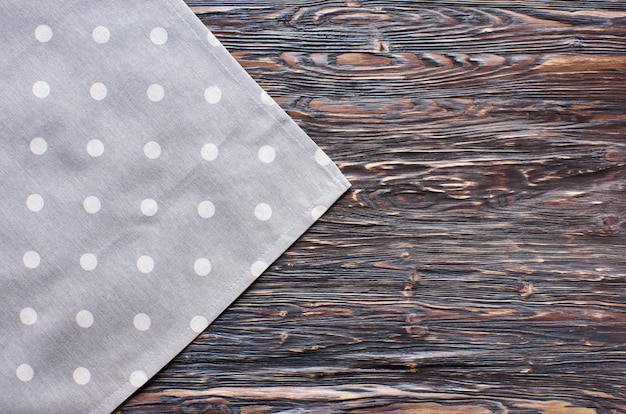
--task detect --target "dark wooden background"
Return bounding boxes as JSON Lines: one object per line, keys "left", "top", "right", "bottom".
{"left": 118, "top": 1, "right": 626, "bottom": 413}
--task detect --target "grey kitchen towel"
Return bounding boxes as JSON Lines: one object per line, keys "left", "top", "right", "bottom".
{"left": 0, "top": 1, "right": 350, "bottom": 412}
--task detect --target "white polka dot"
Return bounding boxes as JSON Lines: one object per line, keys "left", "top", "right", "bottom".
{"left": 26, "top": 194, "right": 44, "bottom": 212}
{"left": 140, "top": 199, "right": 158, "bottom": 217}
{"left": 29, "top": 137, "right": 47, "bottom": 155}
{"left": 89, "top": 82, "right": 107, "bottom": 100}
{"left": 76, "top": 310, "right": 94, "bottom": 328}
{"left": 129, "top": 370, "right": 148, "bottom": 388}
{"left": 133, "top": 313, "right": 151, "bottom": 331}
{"left": 194, "top": 258, "right": 212, "bottom": 276}
{"left": 201, "top": 143, "right": 218, "bottom": 161}
{"left": 92, "top": 26, "right": 110, "bottom": 44}
{"left": 250, "top": 260, "right": 268, "bottom": 277}
{"left": 311, "top": 205, "right": 327, "bottom": 220}
{"left": 137, "top": 256, "right": 154, "bottom": 274}
{"left": 190, "top": 315, "right": 209, "bottom": 333}
{"left": 86, "top": 139, "right": 104, "bottom": 157}
{"left": 315, "top": 148, "right": 332, "bottom": 166}
{"left": 261, "top": 91, "right": 275, "bottom": 106}
{"left": 16, "top": 364, "right": 34, "bottom": 382}
{"left": 147, "top": 84, "right": 164, "bottom": 102}
{"left": 80, "top": 253, "right": 98, "bottom": 271}
{"left": 254, "top": 203, "right": 272, "bottom": 221}
{"left": 206, "top": 31, "right": 220, "bottom": 46}
{"left": 258, "top": 145, "right": 276, "bottom": 163}
{"left": 150, "top": 27, "right": 168, "bottom": 45}
{"left": 143, "top": 141, "right": 161, "bottom": 159}
{"left": 204, "top": 86, "right": 222, "bottom": 104}
{"left": 32, "top": 81, "right": 50, "bottom": 99}
{"left": 23, "top": 251, "right": 40, "bottom": 269}
{"left": 197, "top": 200, "right": 215, "bottom": 219}
{"left": 83, "top": 196, "right": 101, "bottom": 214}
{"left": 73, "top": 367, "right": 91, "bottom": 385}
{"left": 20, "top": 307, "right": 37, "bottom": 325}
{"left": 35, "top": 25, "right": 53, "bottom": 43}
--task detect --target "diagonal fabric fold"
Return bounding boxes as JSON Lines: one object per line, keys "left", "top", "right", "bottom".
{"left": 0, "top": 1, "right": 350, "bottom": 412}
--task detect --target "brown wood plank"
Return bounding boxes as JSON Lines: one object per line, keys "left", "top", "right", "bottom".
{"left": 118, "top": 2, "right": 626, "bottom": 413}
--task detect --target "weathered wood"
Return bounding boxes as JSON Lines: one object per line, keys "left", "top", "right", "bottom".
{"left": 117, "top": 2, "right": 626, "bottom": 413}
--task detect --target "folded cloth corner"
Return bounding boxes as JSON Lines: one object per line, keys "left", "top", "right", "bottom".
{"left": 0, "top": 1, "right": 350, "bottom": 412}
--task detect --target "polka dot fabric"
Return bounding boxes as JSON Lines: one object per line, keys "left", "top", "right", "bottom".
{"left": 0, "top": 1, "right": 350, "bottom": 413}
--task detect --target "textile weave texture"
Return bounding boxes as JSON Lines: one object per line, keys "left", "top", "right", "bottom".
{"left": 0, "top": 1, "right": 350, "bottom": 412}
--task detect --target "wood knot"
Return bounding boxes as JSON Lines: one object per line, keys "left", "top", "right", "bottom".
{"left": 405, "top": 325, "right": 428, "bottom": 339}
{"left": 374, "top": 38, "right": 390, "bottom": 53}
{"left": 278, "top": 332, "right": 289, "bottom": 346}
{"left": 405, "top": 313, "right": 428, "bottom": 338}
{"left": 520, "top": 281, "right": 534, "bottom": 298}
{"left": 601, "top": 215, "right": 620, "bottom": 232}
{"left": 605, "top": 148, "right": 623, "bottom": 163}
{"left": 403, "top": 270, "right": 421, "bottom": 298}
{"left": 402, "top": 284, "right": 413, "bottom": 298}
{"left": 406, "top": 313, "right": 421, "bottom": 324}
{"left": 569, "top": 36, "right": 585, "bottom": 50}
{"left": 409, "top": 270, "right": 421, "bottom": 283}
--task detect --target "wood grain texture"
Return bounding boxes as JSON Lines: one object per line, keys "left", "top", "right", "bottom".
{"left": 118, "top": 1, "right": 626, "bottom": 413}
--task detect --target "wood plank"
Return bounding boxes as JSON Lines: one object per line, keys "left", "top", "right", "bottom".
{"left": 118, "top": 2, "right": 626, "bottom": 413}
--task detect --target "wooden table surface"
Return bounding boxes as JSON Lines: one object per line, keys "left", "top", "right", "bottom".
{"left": 118, "top": 1, "right": 626, "bottom": 413}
